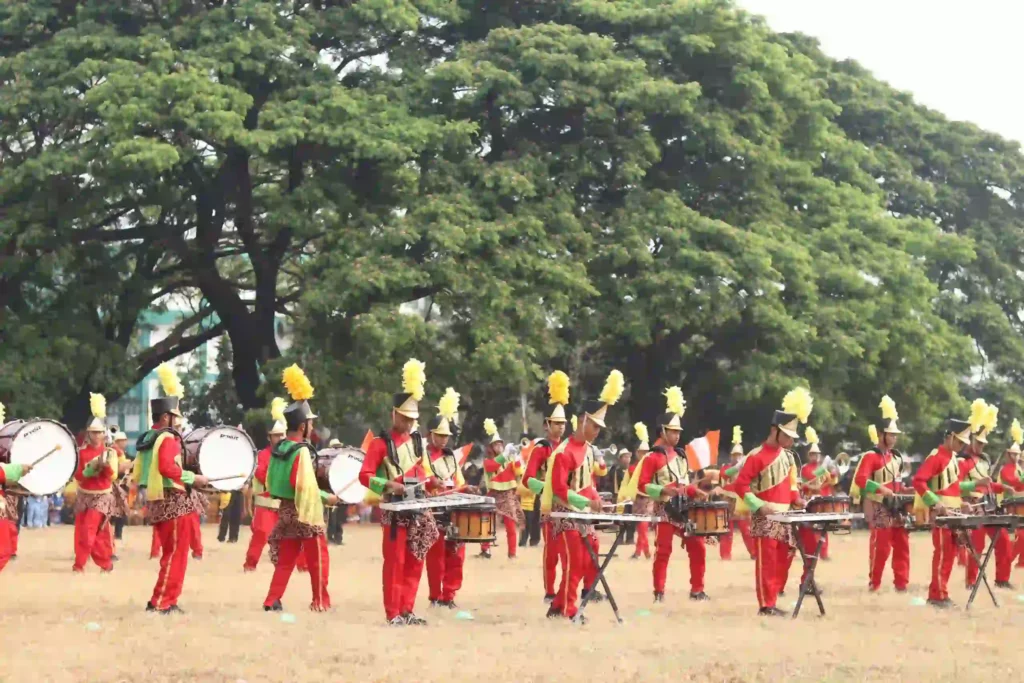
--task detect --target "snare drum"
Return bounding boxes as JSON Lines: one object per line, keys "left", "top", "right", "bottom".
{"left": 807, "top": 494, "right": 852, "bottom": 529}
{"left": 686, "top": 500, "right": 730, "bottom": 536}
{"left": 182, "top": 426, "right": 256, "bottom": 491}
{"left": 0, "top": 419, "right": 78, "bottom": 495}
{"left": 448, "top": 506, "right": 497, "bottom": 543}
{"left": 1003, "top": 498, "right": 1024, "bottom": 517}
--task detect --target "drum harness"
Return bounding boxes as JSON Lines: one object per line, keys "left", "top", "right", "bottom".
{"left": 382, "top": 430, "right": 424, "bottom": 541}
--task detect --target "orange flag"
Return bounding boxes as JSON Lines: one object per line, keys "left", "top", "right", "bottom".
{"left": 359, "top": 429, "right": 374, "bottom": 453}
{"left": 456, "top": 443, "right": 474, "bottom": 467}
{"left": 685, "top": 431, "right": 721, "bottom": 471}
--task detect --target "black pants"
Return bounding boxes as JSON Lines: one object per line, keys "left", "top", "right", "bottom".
{"left": 327, "top": 506, "right": 345, "bottom": 544}
{"left": 519, "top": 504, "right": 541, "bottom": 547}
{"left": 218, "top": 490, "right": 243, "bottom": 542}
{"left": 113, "top": 515, "right": 126, "bottom": 540}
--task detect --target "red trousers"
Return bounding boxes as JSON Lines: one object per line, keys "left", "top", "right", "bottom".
{"left": 929, "top": 527, "right": 957, "bottom": 601}
{"left": 633, "top": 521, "right": 651, "bottom": 558}
{"left": 1016, "top": 530, "right": 1024, "bottom": 567}
{"left": 966, "top": 527, "right": 1013, "bottom": 586}
{"left": 957, "top": 544, "right": 967, "bottom": 566}
{"left": 149, "top": 515, "right": 193, "bottom": 610}
{"left": 481, "top": 515, "right": 518, "bottom": 558}
{"left": 244, "top": 507, "right": 278, "bottom": 570}
{"left": 151, "top": 513, "right": 203, "bottom": 559}
{"left": 382, "top": 526, "right": 425, "bottom": 620}
{"left": 868, "top": 526, "right": 910, "bottom": 590}
{"left": 541, "top": 522, "right": 558, "bottom": 594}
{"left": 426, "top": 538, "right": 465, "bottom": 601}
{"left": 551, "top": 530, "right": 598, "bottom": 618}
{"left": 720, "top": 522, "right": 733, "bottom": 560}
{"left": 73, "top": 509, "right": 113, "bottom": 572}
{"left": 778, "top": 545, "right": 797, "bottom": 593}
{"left": 0, "top": 520, "right": 12, "bottom": 572}
{"left": 736, "top": 518, "right": 756, "bottom": 558}
{"left": 754, "top": 536, "right": 790, "bottom": 608}
{"left": 821, "top": 533, "right": 830, "bottom": 560}
{"left": 653, "top": 523, "right": 705, "bottom": 593}
{"left": 263, "top": 534, "right": 330, "bottom": 611}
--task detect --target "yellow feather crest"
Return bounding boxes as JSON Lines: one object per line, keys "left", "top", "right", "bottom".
{"left": 732, "top": 425, "right": 743, "bottom": 446}
{"left": 600, "top": 370, "right": 625, "bottom": 406}
{"left": 438, "top": 387, "right": 460, "bottom": 421}
{"left": 90, "top": 393, "right": 106, "bottom": 419}
{"left": 484, "top": 418, "right": 497, "bottom": 437}
{"left": 571, "top": 415, "right": 578, "bottom": 432}
{"left": 984, "top": 404, "right": 999, "bottom": 432}
{"left": 782, "top": 386, "right": 813, "bottom": 424}
{"left": 634, "top": 422, "right": 649, "bottom": 445}
{"left": 879, "top": 395, "right": 898, "bottom": 421}
{"left": 663, "top": 386, "right": 685, "bottom": 417}
{"left": 1012, "top": 419, "right": 1023, "bottom": 447}
{"left": 0, "top": 402, "right": 5, "bottom": 424}
{"left": 282, "top": 364, "right": 314, "bottom": 401}
{"left": 548, "top": 370, "right": 570, "bottom": 406}
{"left": 805, "top": 426, "right": 819, "bottom": 445}
{"left": 402, "top": 359, "right": 426, "bottom": 401}
{"left": 969, "top": 398, "right": 989, "bottom": 433}
{"left": 270, "top": 397, "right": 287, "bottom": 422}
{"left": 156, "top": 362, "right": 184, "bottom": 398}
{"left": 868, "top": 424, "right": 879, "bottom": 444}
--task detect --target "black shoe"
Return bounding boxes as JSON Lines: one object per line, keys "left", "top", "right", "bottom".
{"left": 584, "top": 587, "right": 605, "bottom": 602}
{"left": 758, "top": 607, "right": 779, "bottom": 617}
{"left": 444, "top": 600, "right": 458, "bottom": 610}
{"left": 479, "top": 550, "right": 491, "bottom": 559}
{"left": 894, "top": 586, "right": 908, "bottom": 593}
{"left": 927, "top": 598, "right": 949, "bottom": 609}
{"left": 689, "top": 591, "right": 711, "bottom": 602}
{"left": 543, "top": 594, "right": 556, "bottom": 603}
{"left": 429, "top": 599, "right": 440, "bottom": 608}
{"left": 264, "top": 600, "right": 283, "bottom": 612}
{"left": 145, "top": 602, "right": 156, "bottom": 612}
{"left": 403, "top": 613, "right": 427, "bottom": 626}
{"left": 943, "top": 598, "right": 957, "bottom": 608}
{"left": 111, "top": 555, "right": 119, "bottom": 562}
{"left": 996, "top": 581, "right": 1015, "bottom": 590}
{"left": 387, "top": 616, "right": 406, "bottom": 626}
{"left": 192, "top": 553, "right": 202, "bottom": 560}
{"left": 570, "top": 613, "right": 588, "bottom": 625}
{"left": 777, "top": 590, "right": 786, "bottom": 597}
{"left": 653, "top": 592, "right": 665, "bottom": 603}
{"left": 160, "top": 605, "right": 184, "bottom": 615}
{"left": 546, "top": 606, "right": 562, "bottom": 619}
{"left": 769, "top": 607, "right": 788, "bottom": 617}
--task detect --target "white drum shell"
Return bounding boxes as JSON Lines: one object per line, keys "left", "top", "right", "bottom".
{"left": 184, "top": 426, "right": 256, "bottom": 491}
{"left": 1, "top": 419, "right": 78, "bottom": 495}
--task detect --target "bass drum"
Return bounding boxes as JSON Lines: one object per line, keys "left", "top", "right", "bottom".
{"left": 0, "top": 419, "right": 78, "bottom": 495}
{"left": 182, "top": 426, "right": 256, "bottom": 491}
{"left": 315, "top": 447, "right": 370, "bottom": 504}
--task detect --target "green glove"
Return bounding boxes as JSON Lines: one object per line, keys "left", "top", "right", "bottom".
{"left": 960, "top": 481, "right": 978, "bottom": 494}
{"left": 369, "top": 477, "right": 388, "bottom": 496}
{"left": 813, "top": 465, "right": 828, "bottom": 477}
{"left": 83, "top": 458, "right": 103, "bottom": 477}
{"left": 922, "top": 490, "right": 940, "bottom": 507}
{"left": 495, "top": 454, "right": 508, "bottom": 467}
{"left": 645, "top": 484, "right": 665, "bottom": 499}
{"left": 181, "top": 470, "right": 196, "bottom": 485}
{"left": 725, "top": 466, "right": 740, "bottom": 478}
{"left": 864, "top": 480, "right": 880, "bottom": 494}
{"left": 527, "top": 478, "right": 544, "bottom": 495}
{"left": 566, "top": 490, "right": 590, "bottom": 510}
{"left": 319, "top": 489, "right": 331, "bottom": 502}
{"left": 1, "top": 463, "right": 24, "bottom": 483}
{"left": 743, "top": 492, "right": 765, "bottom": 513}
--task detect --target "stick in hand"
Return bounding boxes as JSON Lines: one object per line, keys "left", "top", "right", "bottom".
{"left": 28, "top": 444, "right": 62, "bottom": 467}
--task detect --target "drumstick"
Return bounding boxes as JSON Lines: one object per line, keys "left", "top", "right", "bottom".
{"left": 28, "top": 444, "right": 62, "bottom": 467}
{"left": 204, "top": 473, "right": 248, "bottom": 483}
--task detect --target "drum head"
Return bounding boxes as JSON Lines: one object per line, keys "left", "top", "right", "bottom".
{"left": 193, "top": 426, "right": 256, "bottom": 491}
{"left": 328, "top": 448, "right": 368, "bottom": 504}
{"left": 9, "top": 420, "right": 78, "bottom": 495}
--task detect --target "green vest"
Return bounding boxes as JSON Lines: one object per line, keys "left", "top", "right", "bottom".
{"left": 267, "top": 440, "right": 309, "bottom": 500}
{"left": 136, "top": 430, "right": 184, "bottom": 491}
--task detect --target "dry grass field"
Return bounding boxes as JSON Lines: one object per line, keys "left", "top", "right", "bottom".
{"left": 4, "top": 523, "right": 1024, "bottom": 682}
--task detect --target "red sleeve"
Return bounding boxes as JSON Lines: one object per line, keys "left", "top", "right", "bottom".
{"left": 255, "top": 449, "right": 270, "bottom": 486}
{"left": 290, "top": 453, "right": 300, "bottom": 488}
{"left": 359, "top": 438, "right": 386, "bottom": 487}
{"left": 854, "top": 453, "right": 878, "bottom": 491}
{"left": 913, "top": 455, "right": 942, "bottom": 496}
{"left": 524, "top": 445, "right": 549, "bottom": 481}
{"left": 958, "top": 458, "right": 973, "bottom": 481}
{"left": 684, "top": 484, "right": 697, "bottom": 497}
{"left": 580, "top": 485, "right": 600, "bottom": 502}
{"left": 1003, "top": 464, "right": 1024, "bottom": 491}
{"left": 637, "top": 452, "right": 663, "bottom": 490}
{"left": 550, "top": 452, "right": 571, "bottom": 503}
{"left": 0, "top": 469, "right": 6, "bottom": 486}
{"left": 157, "top": 436, "right": 184, "bottom": 485}
{"left": 483, "top": 458, "right": 501, "bottom": 474}
{"left": 732, "top": 452, "right": 761, "bottom": 499}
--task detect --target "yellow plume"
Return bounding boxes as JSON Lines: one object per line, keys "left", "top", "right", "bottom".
{"left": 1012, "top": 419, "right": 1023, "bottom": 447}
{"left": 782, "top": 386, "right": 813, "bottom": 424}
{"left": 89, "top": 393, "right": 106, "bottom": 419}
{"left": 270, "top": 397, "right": 287, "bottom": 422}
{"left": 438, "top": 387, "right": 460, "bottom": 421}
{"left": 805, "top": 426, "right": 819, "bottom": 445}
{"left": 868, "top": 424, "right": 879, "bottom": 444}
{"left": 0, "top": 402, "right": 5, "bottom": 424}
{"left": 984, "top": 403, "right": 999, "bottom": 432}
{"left": 879, "top": 395, "right": 898, "bottom": 421}
{"left": 282, "top": 364, "right": 314, "bottom": 401}
{"left": 156, "top": 362, "right": 184, "bottom": 398}
{"left": 663, "top": 386, "right": 685, "bottom": 417}
{"left": 402, "top": 359, "right": 426, "bottom": 401}
{"left": 732, "top": 425, "right": 743, "bottom": 445}
{"left": 969, "top": 398, "right": 989, "bottom": 433}
{"left": 571, "top": 415, "right": 578, "bottom": 432}
{"left": 548, "top": 370, "right": 570, "bottom": 406}
{"left": 600, "top": 369, "right": 625, "bottom": 406}
{"left": 634, "top": 422, "right": 649, "bottom": 445}
{"left": 484, "top": 418, "right": 497, "bottom": 437}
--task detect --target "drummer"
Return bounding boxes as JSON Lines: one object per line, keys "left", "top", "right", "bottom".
{"left": 0, "top": 413, "right": 32, "bottom": 574}
{"left": 994, "top": 419, "right": 1024, "bottom": 589}
{"left": 962, "top": 400, "right": 1005, "bottom": 591}
{"left": 359, "top": 359, "right": 440, "bottom": 626}
{"left": 262, "top": 365, "right": 338, "bottom": 613}
{"left": 243, "top": 398, "right": 286, "bottom": 572}
{"left": 850, "top": 396, "right": 910, "bottom": 593}
{"left": 719, "top": 428, "right": 755, "bottom": 561}
{"left": 72, "top": 394, "right": 122, "bottom": 573}
{"left": 791, "top": 427, "right": 835, "bottom": 589}
{"left": 481, "top": 419, "right": 523, "bottom": 560}
{"left": 732, "top": 387, "right": 812, "bottom": 617}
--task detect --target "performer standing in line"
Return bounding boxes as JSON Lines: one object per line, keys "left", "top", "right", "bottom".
{"left": 603, "top": 449, "right": 635, "bottom": 544}
{"left": 481, "top": 419, "right": 523, "bottom": 560}
{"left": 262, "top": 365, "right": 337, "bottom": 612}
{"left": 849, "top": 396, "right": 909, "bottom": 593}
{"left": 638, "top": 387, "right": 713, "bottom": 603}
{"left": 994, "top": 419, "right": 1024, "bottom": 588}
{"left": 0, "top": 401, "right": 31, "bottom": 573}
{"left": 731, "top": 387, "right": 812, "bottom": 617}
{"left": 528, "top": 370, "right": 624, "bottom": 623}
{"left": 912, "top": 417, "right": 984, "bottom": 608}
{"left": 425, "top": 388, "right": 471, "bottom": 608}
{"left": 961, "top": 400, "right": 1003, "bottom": 590}
{"left": 132, "top": 363, "right": 209, "bottom": 614}
{"left": 72, "top": 394, "right": 122, "bottom": 573}
{"left": 110, "top": 429, "right": 131, "bottom": 555}
{"left": 620, "top": 423, "right": 653, "bottom": 560}
{"left": 518, "top": 370, "right": 569, "bottom": 602}
{"left": 244, "top": 398, "right": 286, "bottom": 571}
{"left": 791, "top": 426, "right": 835, "bottom": 591}
{"left": 719, "top": 427, "right": 755, "bottom": 560}
{"left": 359, "top": 360, "right": 440, "bottom": 626}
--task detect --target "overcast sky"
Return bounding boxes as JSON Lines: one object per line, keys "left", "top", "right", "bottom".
{"left": 739, "top": 0, "right": 1024, "bottom": 144}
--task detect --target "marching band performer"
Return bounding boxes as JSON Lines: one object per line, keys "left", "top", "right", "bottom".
{"left": 519, "top": 370, "right": 569, "bottom": 601}
{"left": 962, "top": 400, "right": 1002, "bottom": 590}
{"left": 719, "top": 427, "right": 755, "bottom": 560}
{"left": 792, "top": 426, "right": 832, "bottom": 589}
{"left": 425, "top": 388, "right": 471, "bottom": 608}
{"left": 850, "top": 397, "right": 909, "bottom": 593}
{"left": 638, "top": 387, "right": 712, "bottom": 603}
{"left": 622, "top": 423, "right": 653, "bottom": 560}
{"left": 0, "top": 401, "right": 30, "bottom": 573}
{"left": 133, "top": 363, "right": 210, "bottom": 614}
{"left": 359, "top": 359, "right": 440, "bottom": 626}
{"left": 481, "top": 419, "right": 523, "bottom": 560}
{"left": 72, "top": 394, "right": 122, "bottom": 573}
{"left": 732, "top": 387, "right": 812, "bottom": 617}
{"left": 262, "top": 365, "right": 338, "bottom": 612}
{"left": 243, "top": 398, "right": 286, "bottom": 571}
{"left": 912, "top": 417, "right": 983, "bottom": 608}
{"left": 528, "top": 370, "right": 624, "bottom": 623}
{"left": 994, "top": 419, "right": 1024, "bottom": 588}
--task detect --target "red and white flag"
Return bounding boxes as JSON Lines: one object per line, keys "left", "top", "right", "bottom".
{"left": 685, "top": 431, "right": 720, "bottom": 471}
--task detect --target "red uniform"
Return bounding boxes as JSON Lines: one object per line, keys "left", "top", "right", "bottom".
{"left": 637, "top": 447, "right": 704, "bottom": 595}
{"left": 145, "top": 427, "right": 196, "bottom": 611}
{"left": 245, "top": 446, "right": 277, "bottom": 570}
{"left": 801, "top": 461, "right": 834, "bottom": 560}
{"left": 720, "top": 460, "right": 755, "bottom": 560}
{"left": 0, "top": 466, "right": 20, "bottom": 572}
{"left": 854, "top": 449, "right": 910, "bottom": 591}
{"left": 73, "top": 444, "right": 117, "bottom": 572}
{"left": 732, "top": 443, "right": 797, "bottom": 610}
{"left": 629, "top": 459, "right": 653, "bottom": 559}
{"left": 994, "top": 461, "right": 1024, "bottom": 582}
{"left": 151, "top": 514, "right": 203, "bottom": 560}
{"left": 424, "top": 444, "right": 468, "bottom": 604}
{"left": 523, "top": 438, "right": 561, "bottom": 595}
{"left": 482, "top": 452, "right": 521, "bottom": 559}
{"left": 960, "top": 454, "right": 1005, "bottom": 587}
